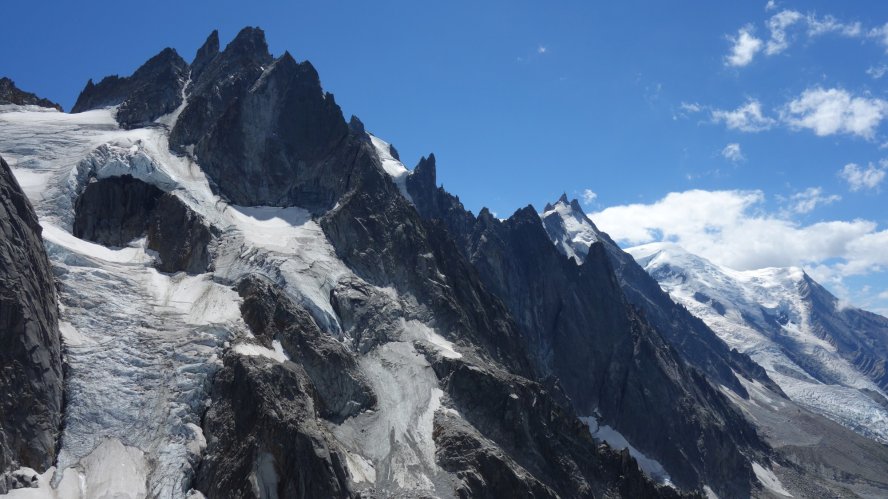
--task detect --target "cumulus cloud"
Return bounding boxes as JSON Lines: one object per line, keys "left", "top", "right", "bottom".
{"left": 590, "top": 189, "right": 886, "bottom": 278}
{"left": 781, "top": 88, "right": 888, "bottom": 138}
{"left": 711, "top": 99, "right": 776, "bottom": 132}
{"left": 765, "top": 10, "right": 803, "bottom": 55}
{"left": 726, "top": 26, "right": 764, "bottom": 67}
{"left": 765, "top": 0, "right": 777, "bottom": 11}
{"left": 581, "top": 189, "right": 597, "bottom": 205}
{"left": 839, "top": 161, "right": 887, "bottom": 191}
{"left": 721, "top": 143, "right": 744, "bottom": 162}
{"left": 782, "top": 187, "right": 841, "bottom": 214}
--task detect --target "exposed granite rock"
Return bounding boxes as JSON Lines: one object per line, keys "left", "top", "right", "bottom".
{"left": 147, "top": 193, "right": 216, "bottom": 274}
{"left": 317, "top": 139, "right": 682, "bottom": 496}
{"left": 540, "top": 196, "right": 785, "bottom": 398}
{"left": 431, "top": 355, "right": 686, "bottom": 499}
{"left": 0, "top": 77, "right": 62, "bottom": 111}
{"left": 406, "top": 158, "right": 767, "bottom": 497}
{"left": 0, "top": 155, "right": 62, "bottom": 474}
{"left": 194, "top": 352, "right": 354, "bottom": 499}
{"left": 193, "top": 52, "right": 350, "bottom": 208}
{"left": 73, "top": 175, "right": 164, "bottom": 247}
{"left": 72, "top": 175, "right": 214, "bottom": 273}
{"left": 236, "top": 275, "right": 375, "bottom": 422}
{"left": 320, "top": 151, "right": 534, "bottom": 375}
{"left": 170, "top": 27, "right": 273, "bottom": 152}
{"left": 71, "top": 47, "right": 187, "bottom": 129}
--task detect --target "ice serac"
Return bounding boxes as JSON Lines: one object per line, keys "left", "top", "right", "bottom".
{"left": 540, "top": 196, "right": 782, "bottom": 398}
{"left": 407, "top": 162, "right": 767, "bottom": 497}
{"left": 71, "top": 47, "right": 188, "bottom": 129}
{"left": 0, "top": 78, "right": 62, "bottom": 111}
{"left": 0, "top": 155, "right": 62, "bottom": 479}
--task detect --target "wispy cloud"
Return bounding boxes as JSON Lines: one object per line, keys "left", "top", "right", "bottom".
{"left": 581, "top": 189, "right": 597, "bottom": 205}
{"left": 839, "top": 161, "right": 887, "bottom": 191}
{"left": 711, "top": 99, "right": 776, "bottom": 132}
{"left": 867, "top": 64, "right": 888, "bottom": 79}
{"left": 726, "top": 26, "right": 764, "bottom": 67}
{"left": 721, "top": 143, "right": 745, "bottom": 162}
{"left": 781, "top": 187, "right": 841, "bottom": 214}
{"left": 537, "top": 46, "right": 548, "bottom": 54}
{"left": 726, "top": 9, "right": 872, "bottom": 66}
{"left": 765, "top": 9, "right": 803, "bottom": 55}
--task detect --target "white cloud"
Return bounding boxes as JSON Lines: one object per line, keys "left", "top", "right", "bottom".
{"left": 680, "top": 102, "right": 703, "bottom": 113}
{"left": 726, "top": 26, "right": 764, "bottom": 67}
{"left": 867, "top": 64, "right": 888, "bottom": 79}
{"left": 781, "top": 88, "right": 888, "bottom": 138}
{"left": 839, "top": 161, "right": 887, "bottom": 191}
{"left": 591, "top": 189, "right": 882, "bottom": 272}
{"left": 869, "top": 22, "right": 888, "bottom": 52}
{"left": 807, "top": 14, "right": 862, "bottom": 38}
{"left": 782, "top": 187, "right": 841, "bottom": 214}
{"left": 765, "top": 10, "right": 803, "bottom": 55}
{"left": 765, "top": 0, "right": 777, "bottom": 11}
{"left": 538, "top": 46, "right": 548, "bottom": 54}
{"left": 711, "top": 99, "right": 776, "bottom": 132}
{"left": 581, "top": 189, "right": 597, "bottom": 205}
{"left": 721, "top": 143, "right": 744, "bottom": 162}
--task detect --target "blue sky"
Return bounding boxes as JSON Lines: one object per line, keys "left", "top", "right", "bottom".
{"left": 2, "top": 1, "right": 887, "bottom": 313}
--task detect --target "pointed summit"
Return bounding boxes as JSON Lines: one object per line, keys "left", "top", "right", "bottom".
{"left": 224, "top": 26, "right": 271, "bottom": 62}
{"left": 558, "top": 192, "right": 569, "bottom": 204}
{"left": 191, "top": 29, "right": 220, "bottom": 81}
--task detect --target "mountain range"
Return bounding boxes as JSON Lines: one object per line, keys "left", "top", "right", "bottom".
{"left": 0, "top": 26, "right": 887, "bottom": 498}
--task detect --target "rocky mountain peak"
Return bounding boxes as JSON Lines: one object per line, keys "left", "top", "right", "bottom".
{"left": 191, "top": 29, "right": 220, "bottom": 81}
{"left": 224, "top": 26, "right": 272, "bottom": 63}
{"left": 71, "top": 46, "right": 187, "bottom": 128}
{"left": 0, "top": 77, "right": 62, "bottom": 111}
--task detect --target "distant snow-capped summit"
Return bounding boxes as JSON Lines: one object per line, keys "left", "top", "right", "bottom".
{"left": 627, "top": 242, "right": 888, "bottom": 443}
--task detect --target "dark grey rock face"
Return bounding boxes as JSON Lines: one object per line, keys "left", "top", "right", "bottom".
{"left": 431, "top": 355, "right": 684, "bottom": 499}
{"left": 170, "top": 27, "right": 273, "bottom": 153}
{"left": 0, "top": 77, "right": 62, "bottom": 111}
{"left": 73, "top": 175, "right": 164, "bottom": 247}
{"left": 0, "top": 155, "right": 62, "bottom": 474}
{"left": 317, "top": 144, "right": 685, "bottom": 497}
{"left": 236, "top": 275, "right": 375, "bottom": 423}
{"left": 194, "top": 353, "right": 354, "bottom": 499}
{"left": 406, "top": 159, "right": 766, "bottom": 497}
{"left": 71, "top": 48, "right": 187, "bottom": 129}
{"left": 540, "top": 197, "right": 784, "bottom": 398}
{"left": 169, "top": 27, "right": 353, "bottom": 210}
{"left": 72, "top": 175, "right": 214, "bottom": 273}
{"left": 147, "top": 194, "right": 216, "bottom": 274}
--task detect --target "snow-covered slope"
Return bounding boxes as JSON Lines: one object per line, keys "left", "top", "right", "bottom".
{"left": 627, "top": 242, "right": 888, "bottom": 444}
